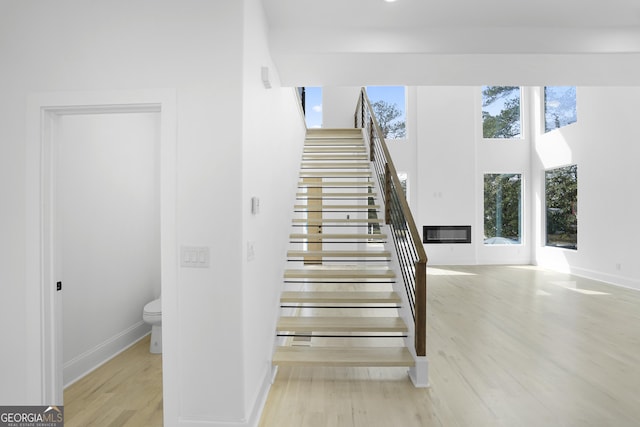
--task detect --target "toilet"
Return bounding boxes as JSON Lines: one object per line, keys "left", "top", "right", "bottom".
{"left": 143, "top": 298, "right": 162, "bottom": 354}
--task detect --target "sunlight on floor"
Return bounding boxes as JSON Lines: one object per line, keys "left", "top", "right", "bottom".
{"left": 427, "top": 267, "right": 477, "bottom": 276}
{"left": 550, "top": 280, "right": 610, "bottom": 295}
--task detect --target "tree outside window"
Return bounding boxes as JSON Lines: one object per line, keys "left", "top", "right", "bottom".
{"left": 545, "top": 165, "right": 578, "bottom": 249}
{"left": 367, "top": 86, "right": 406, "bottom": 140}
{"left": 482, "top": 86, "right": 522, "bottom": 139}
{"left": 544, "top": 86, "right": 577, "bottom": 132}
{"left": 484, "top": 173, "right": 522, "bottom": 244}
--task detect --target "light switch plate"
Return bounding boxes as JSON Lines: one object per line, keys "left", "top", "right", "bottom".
{"left": 181, "top": 246, "right": 210, "bottom": 268}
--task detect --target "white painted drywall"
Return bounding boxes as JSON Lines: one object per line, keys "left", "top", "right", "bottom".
{"left": 56, "top": 112, "right": 160, "bottom": 386}
{"left": 241, "top": 0, "right": 307, "bottom": 422}
{"left": 532, "top": 87, "right": 640, "bottom": 290}
{"left": 415, "top": 86, "right": 480, "bottom": 264}
{"left": 322, "top": 86, "right": 361, "bottom": 128}
{"left": 2, "top": 0, "right": 253, "bottom": 424}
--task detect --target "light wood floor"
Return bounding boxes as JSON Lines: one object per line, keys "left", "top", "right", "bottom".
{"left": 63, "top": 335, "right": 163, "bottom": 427}
{"left": 63, "top": 266, "right": 640, "bottom": 426}
{"left": 260, "top": 265, "right": 640, "bottom": 427}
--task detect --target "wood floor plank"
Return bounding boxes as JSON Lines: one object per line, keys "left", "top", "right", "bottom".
{"left": 63, "top": 335, "right": 162, "bottom": 427}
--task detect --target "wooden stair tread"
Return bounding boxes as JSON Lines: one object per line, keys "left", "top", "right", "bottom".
{"left": 300, "top": 171, "right": 371, "bottom": 177}
{"left": 281, "top": 291, "right": 401, "bottom": 303}
{"left": 273, "top": 346, "right": 414, "bottom": 367}
{"left": 289, "top": 233, "right": 386, "bottom": 240}
{"left": 306, "top": 128, "right": 362, "bottom": 136}
{"left": 277, "top": 316, "right": 408, "bottom": 332}
{"left": 304, "top": 147, "right": 367, "bottom": 153}
{"left": 301, "top": 163, "right": 370, "bottom": 169}
{"left": 298, "top": 181, "right": 372, "bottom": 187}
{"left": 287, "top": 250, "right": 391, "bottom": 258}
{"left": 294, "top": 204, "right": 380, "bottom": 210}
{"left": 296, "top": 192, "right": 377, "bottom": 197}
{"left": 293, "top": 218, "right": 383, "bottom": 224}
{"left": 284, "top": 268, "right": 395, "bottom": 279}
{"left": 302, "top": 154, "right": 369, "bottom": 160}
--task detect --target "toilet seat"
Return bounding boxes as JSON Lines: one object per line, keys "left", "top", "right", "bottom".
{"left": 144, "top": 298, "right": 161, "bottom": 315}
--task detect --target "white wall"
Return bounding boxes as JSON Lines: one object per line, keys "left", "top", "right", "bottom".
{"left": 58, "top": 112, "right": 160, "bottom": 386}
{"left": 2, "top": 0, "right": 306, "bottom": 424}
{"left": 415, "top": 87, "right": 479, "bottom": 264}
{"left": 241, "top": 0, "right": 307, "bottom": 423}
{"left": 532, "top": 87, "right": 640, "bottom": 290}
{"left": 0, "top": 0, "right": 247, "bottom": 424}
{"left": 322, "top": 86, "right": 361, "bottom": 128}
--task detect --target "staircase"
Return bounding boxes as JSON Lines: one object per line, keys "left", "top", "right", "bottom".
{"left": 272, "top": 128, "right": 414, "bottom": 368}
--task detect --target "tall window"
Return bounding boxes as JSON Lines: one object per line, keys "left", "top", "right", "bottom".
{"left": 484, "top": 174, "right": 522, "bottom": 244}
{"left": 545, "top": 165, "right": 578, "bottom": 249}
{"left": 482, "top": 86, "right": 522, "bottom": 139}
{"left": 367, "top": 86, "right": 406, "bottom": 139}
{"left": 544, "top": 86, "right": 577, "bottom": 132}
{"left": 304, "top": 87, "right": 322, "bottom": 128}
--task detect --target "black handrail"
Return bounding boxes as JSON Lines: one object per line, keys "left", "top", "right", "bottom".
{"left": 354, "top": 88, "right": 427, "bottom": 357}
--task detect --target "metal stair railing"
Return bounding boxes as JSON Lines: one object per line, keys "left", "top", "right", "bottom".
{"left": 354, "top": 88, "right": 427, "bottom": 357}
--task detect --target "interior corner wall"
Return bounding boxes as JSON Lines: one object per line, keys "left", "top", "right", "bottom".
{"left": 322, "top": 86, "right": 361, "bottom": 128}
{"left": 532, "top": 87, "right": 640, "bottom": 290}
{"left": 0, "top": 0, "right": 250, "bottom": 423}
{"left": 240, "top": 0, "right": 307, "bottom": 423}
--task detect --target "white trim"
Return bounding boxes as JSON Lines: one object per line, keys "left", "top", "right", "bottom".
{"left": 556, "top": 265, "right": 640, "bottom": 293}
{"left": 25, "top": 89, "right": 178, "bottom": 409}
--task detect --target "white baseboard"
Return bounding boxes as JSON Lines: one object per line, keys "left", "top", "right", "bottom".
{"left": 568, "top": 266, "right": 640, "bottom": 292}
{"left": 63, "top": 321, "right": 151, "bottom": 388}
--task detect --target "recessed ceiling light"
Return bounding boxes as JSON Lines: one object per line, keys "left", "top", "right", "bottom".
{"left": 384, "top": 0, "right": 398, "bottom": 3}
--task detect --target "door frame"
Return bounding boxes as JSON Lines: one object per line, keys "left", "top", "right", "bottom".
{"left": 25, "top": 90, "right": 177, "bottom": 405}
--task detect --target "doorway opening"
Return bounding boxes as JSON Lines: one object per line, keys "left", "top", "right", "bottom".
{"left": 25, "top": 92, "right": 177, "bottom": 420}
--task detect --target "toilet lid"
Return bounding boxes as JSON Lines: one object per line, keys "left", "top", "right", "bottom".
{"left": 144, "top": 299, "right": 161, "bottom": 315}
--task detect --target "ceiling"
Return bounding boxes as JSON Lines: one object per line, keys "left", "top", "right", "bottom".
{"left": 262, "top": 0, "right": 640, "bottom": 86}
